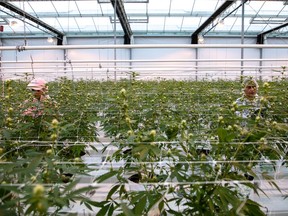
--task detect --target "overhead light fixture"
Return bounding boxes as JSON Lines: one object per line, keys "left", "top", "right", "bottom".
{"left": 198, "top": 35, "right": 204, "bottom": 44}
{"left": 47, "top": 37, "right": 54, "bottom": 43}
{"left": 10, "top": 20, "right": 18, "bottom": 27}
{"left": 218, "top": 20, "right": 225, "bottom": 28}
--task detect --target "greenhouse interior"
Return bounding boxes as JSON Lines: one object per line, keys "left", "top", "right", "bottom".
{"left": 0, "top": 0, "right": 288, "bottom": 215}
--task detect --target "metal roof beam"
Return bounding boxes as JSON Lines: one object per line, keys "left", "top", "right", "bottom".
{"left": 257, "top": 22, "right": 288, "bottom": 44}
{"left": 191, "top": 0, "right": 236, "bottom": 44}
{"left": 1, "top": 12, "right": 287, "bottom": 19}
{"left": 110, "top": 0, "right": 133, "bottom": 44}
{"left": 0, "top": 2, "right": 65, "bottom": 45}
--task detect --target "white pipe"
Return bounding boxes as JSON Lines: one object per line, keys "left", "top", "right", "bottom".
{"left": 0, "top": 69, "right": 282, "bottom": 74}
{"left": 1, "top": 44, "right": 288, "bottom": 51}
{"left": 1, "top": 58, "right": 287, "bottom": 63}
{"left": 0, "top": 69, "right": 281, "bottom": 78}
{"left": 1, "top": 70, "right": 277, "bottom": 77}
{"left": 0, "top": 65, "right": 285, "bottom": 70}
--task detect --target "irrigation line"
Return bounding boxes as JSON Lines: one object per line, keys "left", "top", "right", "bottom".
{"left": 49, "top": 159, "right": 288, "bottom": 165}
{"left": 1, "top": 179, "right": 287, "bottom": 188}
{"left": 0, "top": 159, "right": 285, "bottom": 165}
{"left": 0, "top": 141, "right": 285, "bottom": 146}
{"left": 1, "top": 139, "right": 287, "bottom": 147}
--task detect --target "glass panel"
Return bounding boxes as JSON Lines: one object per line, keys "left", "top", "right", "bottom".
{"left": 164, "top": 17, "right": 184, "bottom": 31}
{"left": 1, "top": 0, "right": 287, "bottom": 38}
{"left": 53, "top": 17, "right": 79, "bottom": 32}
{"left": 245, "top": 1, "right": 286, "bottom": 16}
{"left": 147, "top": 17, "right": 165, "bottom": 31}
{"left": 182, "top": 17, "right": 202, "bottom": 31}
{"left": 41, "top": 17, "right": 116, "bottom": 32}
{"left": 11, "top": 1, "right": 54, "bottom": 14}
{"left": 124, "top": 2, "right": 147, "bottom": 14}
{"left": 130, "top": 23, "right": 147, "bottom": 32}
{"left": 193, "top": 0, "right": 226, "bottom": 12}
{"left": 147, "top": 0, "right": 171, "bottom": 14}
{"left": 170, "top": 0, "right": 195, "bottom": 14}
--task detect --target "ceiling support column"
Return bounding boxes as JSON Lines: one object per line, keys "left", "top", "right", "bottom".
{"left": 191, "top": 0, "right": 236, "bottom": 44}
{"left": 111, "top": 0, "right": 133, "bottom": 44}
{"left": 0, "top": 2, "right": 65, "bottom": 45}
{"left": 257, "top": 22, "right": 288, "bottom": 44}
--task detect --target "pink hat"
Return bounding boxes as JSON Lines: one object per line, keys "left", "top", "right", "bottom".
{"left": 27, "top": 78, "right": 47, "bottom": 90}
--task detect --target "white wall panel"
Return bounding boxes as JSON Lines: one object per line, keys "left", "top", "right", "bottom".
{"left": 0, "top": 36, "right": 287, "bottom": 81}
{"left": 1, "top": 38, "right": 64, "bottom": 80}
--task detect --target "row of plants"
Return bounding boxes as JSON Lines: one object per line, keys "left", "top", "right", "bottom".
{"left": 0, "top": 77, "right": 287, "bottom": 215}
{"left": 0, "top": 77, "right": 100, "bottom": 215}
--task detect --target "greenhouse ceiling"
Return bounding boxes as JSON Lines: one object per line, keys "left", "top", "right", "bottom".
{"left": 0, "top": 0, "right": 287, "bottom": 44}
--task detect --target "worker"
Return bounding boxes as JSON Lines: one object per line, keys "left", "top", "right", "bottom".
{"left": 235, "top": 77, "right": 262, "bottom": 121}
{"left": 21, "top": 78, "right": 58, "bottom": 141}
{"left": 22, "top": 78, "right": 53, "bottom": 118}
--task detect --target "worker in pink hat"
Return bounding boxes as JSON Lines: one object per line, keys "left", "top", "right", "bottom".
{"left": 26, "top": 78, "right": 48, "bottom": 100}
{"left": 22, "top": 78, "right": 54, "bottom": 118}
{"left": 20, "top": 77, "right": 59, "bottom": 143}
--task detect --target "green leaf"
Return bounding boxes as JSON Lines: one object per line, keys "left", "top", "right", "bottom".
{"left": 67, "top": 185, "right": 97, "bottom": 198}
{"left": 158, "top": 200, "right": 164, "bottom": 213}
{"left": 139, "top": 148, "right": 149, "bottom": 161}
{"left": 275, "top": 123, "right": 288, "bottom": 132}
{"left": 89, "top": 200, "right": 110, "bottom": 208}
{"left": 96, "top": 203, "right": 110, "bottom": 216}
{"left": 95, "top": 170, "right": 118, "bottom": 183}
{"left": 147, "top": 193, "right": 164, "bottom": 214}
{"left": 106, "top": 184, "right": 120, "bottom": 200}
{"left": 26, "top": 155, "right": 43, "bottom": 172}
{"left": 261, "top": 173, "right": 282, "bottom": 193}
{"left": 217, "top": 128, "right": 235, "bottom": 142}
{"left": 108, "top": 202, "right": 115, "bottom": 216}
{"left": 89, "top": 144, "right": 99, "bottom": 152}
{"left": 242, "top": 199, "right": 266, "bottom": 216}
{"left": 84, "top": 201, "right": 93, "bottom": 211}
{"left": 62, "top": 179, "right": 80, "bottom": 194}
{"left": 244, "top": 131, "right": 266, "bottom": 142}
{"left": 150, "top": 145, "right": 161, "bottom": 156}
{"left": 215, "top": 186, "right": 238, "bottom": 211}
{"left": 121, "top": 203, "right": 134, "bottom": 216}
{"left": 2, "top": 129, "right": 11, "bottom": 140}
{"left": 25, "top": 203, "right": 36, "bottom": 215}
{"left": 52, "top": 197, "right": 67, "bottom": 207}
{"left": 134, "top": 195, "right": 147, "bottom": 215}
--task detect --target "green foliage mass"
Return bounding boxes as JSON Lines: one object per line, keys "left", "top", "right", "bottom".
{"left": 0, "top": 77, "right": 287, "bottom": 215}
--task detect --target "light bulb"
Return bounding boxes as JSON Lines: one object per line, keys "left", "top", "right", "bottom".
{"left": 47, "top": 37, "right": 54, "bottom": 43}
{"left": 218, "top": 20, "right": 224, "bottom": 28}
{"left": 198, "top": 35, "right": 204, "bottom": 43}
{"left": 10, "top": 20, "right": 18, "bottom": 27}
